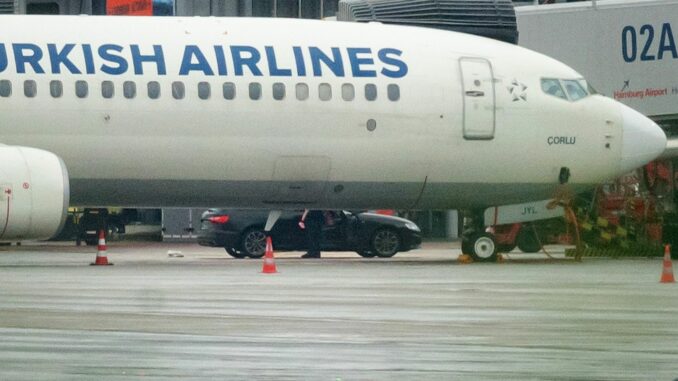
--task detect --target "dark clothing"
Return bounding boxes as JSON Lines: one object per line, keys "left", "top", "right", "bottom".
{"left": 304, "top": 210, "right": 324, "bottom": 256}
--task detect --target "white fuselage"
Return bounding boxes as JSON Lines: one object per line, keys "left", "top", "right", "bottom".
{"left": 0, "top": 16, "right": 667, "bottom": 209}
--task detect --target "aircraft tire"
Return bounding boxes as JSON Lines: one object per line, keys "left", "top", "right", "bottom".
{"left": 461, "top": 238, "right": 473, "bottom": 255}
{"left": 469, "top": 233, "right": 498, "bottom": 262}
{"left": 497, "top": 243, "right": 516, "bottom": 253}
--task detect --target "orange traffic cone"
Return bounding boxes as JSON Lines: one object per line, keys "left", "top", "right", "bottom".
{"left": 262, "top": 236, "right": 277, "bottom": 274}
{"left": 660, "top": 244, "right": 674, "bottom": 283}
{"left": 90, "top": 230, "right": 113, "bottom": 266}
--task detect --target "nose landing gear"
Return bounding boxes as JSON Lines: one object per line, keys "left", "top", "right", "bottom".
{"left": 461, "top": 210, "right": 498, "bottom": 262}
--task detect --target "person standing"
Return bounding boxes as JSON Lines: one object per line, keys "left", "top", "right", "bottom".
{"left": 299, "top": 209, "right": 323, "bottom": 258}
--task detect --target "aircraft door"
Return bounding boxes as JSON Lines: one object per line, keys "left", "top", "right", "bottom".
{"left": 460, "top": 58, "right": 496, "bottom": 140}
{"left": 0, "top": 184, "right": 11, "bottom": 239}
{"left": 266, "top": 156, "right": 331, "bottom": 205}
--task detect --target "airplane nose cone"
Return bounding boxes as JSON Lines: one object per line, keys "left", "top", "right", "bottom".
{"left": 620, "top": 104, "right": 667, "bottom": 173}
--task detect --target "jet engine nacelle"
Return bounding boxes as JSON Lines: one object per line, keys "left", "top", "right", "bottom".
{"left": 0, "top": 146, "right": 70, "bottom": 241}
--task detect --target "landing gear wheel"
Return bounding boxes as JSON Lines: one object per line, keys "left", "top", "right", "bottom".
{"left": 461, "top": 239, "right": 473, "bottom": 255}
{"left": 469, "top": 233, "right": 497, "bottom": 262}
{"left": 497, "top": 244, "right": 516, "bottom": 253}
{"left": 240, "top": 228, "right": 267, "bottom": 258}
{"left": 517, "top": 228, "right": 541, "bottom": 253}
{"left": 225, "top": 247, "right": 247, "bottom": 259}
{"left": 371, "top": 229, "right": 401, "bottom": 257}
{"left": 357, "top": 250, "right": 377, "bottom": 258}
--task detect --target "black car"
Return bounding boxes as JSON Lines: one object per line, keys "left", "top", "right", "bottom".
{"left": 198, "top": 209, "right": 422, "bottom": 258}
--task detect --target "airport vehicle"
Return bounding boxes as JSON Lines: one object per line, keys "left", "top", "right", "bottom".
{"left": 198, "top": 209, "right": 422, "bottom": 258}
{"left": 0, "top": 16, "right": 666, "bottom": 260}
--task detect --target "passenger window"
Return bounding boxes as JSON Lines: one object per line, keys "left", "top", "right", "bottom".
{"left": 75, "top": 80, "right": 88, "bottom": 98}
{"left": 50, "top": 80, "right": 63, "bottom": 98}
{"left": 249, "top": 82, "right": 261, "bottom": 100}
{"left": 296, "top": 83, "right": 309, "bottom": 100}
{"left": 272, "top": 82, "right": 285, "bottom": 100}
{"left": 24, "top": 80, "right": 37, "bottom": 98}
{"left": 387, "top": 84, "right": 400, "bottom": 101}
{"left": 0, "top": 80, "right": 10, "bottom": 97}
{"left": 198, "top": 82, "right": 210, "bottom": 100}
{"left": 341, "top": 84, "right": 354, "bottom": 101}
{"left": 223, "top": 82, "right": 236, "bottom": 100}
{"left": 563, "top": 80, "right": 588, "bottom": 101}
{"left": 148, "top": 81, "right": 161, "bottom": 99}
{"left": 172, "top": 81, "right": 185, "bottom": 100}
{"left": 365, "top": 84, "right": 377, "bottom": 101}
{"left": 123, "top": 81, "right": 136, "bottom": 99}
{"left": 319, "top": 83, "right": 332, "bottom": 101}
{"left": 540, "top": 78, "right": 567, "bottom": 100}
{"left": 101, "top": 81, "right": 114, "bottom": 99}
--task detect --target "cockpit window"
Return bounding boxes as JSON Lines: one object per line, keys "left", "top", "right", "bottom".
{"left": 541, "top": 78, "right": 591, "bottom": 101}
{"left": 563, "top": 80, "right": 588, "bottom": 101}
{"left": 541, "top": 78, "right": 567, "bottom": 100}
{"left": 579, "top": 79, "right": 598, "bottom": 95}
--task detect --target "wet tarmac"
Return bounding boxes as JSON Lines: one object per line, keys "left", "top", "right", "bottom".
{"left": 0, "top": 242, "right": 677, "bottom": 380}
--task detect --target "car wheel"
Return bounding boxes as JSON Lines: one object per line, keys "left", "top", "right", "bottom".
{"left": 516, "top": 228, "right": 541, "bottom": 253}
{"left": 469, "top": 233, "right": 497, "bottom": 262}
{"left": 371, "top": 229, "right": 401, "bottom": 257}
{"left": 241, "top": 228, "right": 267, "bottom": 258}
{"left": 356, "top": 250, "right": 377, "bottom": 258}
{"left": 225, "top": 247, "right": 247, "bottom": 259}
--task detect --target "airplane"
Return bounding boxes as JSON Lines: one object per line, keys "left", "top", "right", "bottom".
{"left": 0, "top": 15, "right": 667, "bottom": 259}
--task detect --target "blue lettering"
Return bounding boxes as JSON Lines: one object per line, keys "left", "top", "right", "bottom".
{"left": 13, "top": 43, "right": 45, "bottom": 74}
{"left": 658, "top": 23, "right": 678, "bottom": 60}
{"left": 131, "top": 44, "right": 166, "bottom": 75}
{"left": 179, "top": 45, "right": 214, "bottom": 76}
{"left": 309, "top": 47, "right": 344, "bottom": 77}
{"left": 230, "top": 45, "right": 263, "bottom": 76}
{"left": 622, "top": 26, "right": 637, "bottom": 63}
{"left": 347, "top": 47, "right": 376, "bottom": 77}
{"left": 0, "top": 44, "right": 7, "bottom": 73}
{"left": 265, "top": 46, "right": 292, "bottom": 77}
{"left": 640, "top": 24, "right": 656, "bottom": 61}
{"left": 214, "top": 45, "right": 228, "bottom": 76}
{"left": 293, "top": 46, "right": 306, "bottom": 76}
{"left": 378, "top": 48, "right": 408, "bottom": 78}
{"left": 82, "top": 44, "right": 95, "bottom": 74}
{"left": 98, "top": 44, "right": 128, "bottom": 75}
{"left": 47, "top": 44, "right": 81, "bottom": 74}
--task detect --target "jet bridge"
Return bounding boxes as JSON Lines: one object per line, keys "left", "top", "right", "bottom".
{"left": 337, "top": 0, "right": 519, "bottom": 44}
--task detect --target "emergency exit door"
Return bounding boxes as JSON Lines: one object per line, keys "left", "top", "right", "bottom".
{"left": 460, "top": 58, "right": 495, "bottom": 140}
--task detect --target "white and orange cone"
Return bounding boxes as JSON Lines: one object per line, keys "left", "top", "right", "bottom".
{"left": 90, "top": 229, "right": 113, "bottom": 266}
{"left": 262, "top": 236, "right": 277, "bottom": 274}
{"left": 660, "top": 244, "right": 674, "bottom": 283}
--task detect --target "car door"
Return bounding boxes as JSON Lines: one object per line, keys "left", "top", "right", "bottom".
{"left": 320, "top": 211, "right": 347, "bottom": 250}
{"left": 271, "top": 211, "right": 306, "bottom": 250}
